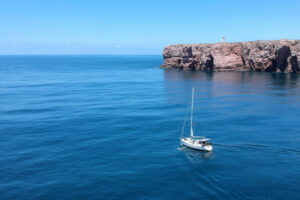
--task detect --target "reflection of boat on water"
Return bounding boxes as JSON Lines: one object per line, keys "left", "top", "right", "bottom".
{"left": 180, "top": 88, "right": 213, "bottom": 151}
{"left": 178, "top": 146, "right": 213, "bottom": 163}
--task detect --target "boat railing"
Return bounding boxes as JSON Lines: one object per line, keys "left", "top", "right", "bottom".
{"left": 191, "top": 136, "right": 206, "bottom": 139}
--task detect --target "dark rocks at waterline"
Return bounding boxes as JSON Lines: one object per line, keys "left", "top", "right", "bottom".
{"left": 161, "top": 39, "right": 300, "bottom": 73}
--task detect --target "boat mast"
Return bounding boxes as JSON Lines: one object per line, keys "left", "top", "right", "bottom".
{"left": 190, "top": 88, "right": 194, "bottom": 138}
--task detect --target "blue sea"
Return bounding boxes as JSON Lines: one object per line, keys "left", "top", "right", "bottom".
{"left": 0, "top": 55, "right": 300, "bottom": 200}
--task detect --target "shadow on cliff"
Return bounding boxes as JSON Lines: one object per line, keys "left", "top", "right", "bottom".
{"left": 265, "top": 46, "right": 299, "bottom": 73}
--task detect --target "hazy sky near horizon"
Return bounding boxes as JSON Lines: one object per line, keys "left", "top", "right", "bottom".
{"left": 1, "top": 0, "right": 299, "bottom": 54}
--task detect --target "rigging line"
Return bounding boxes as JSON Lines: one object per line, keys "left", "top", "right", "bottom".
{"left": 180, "top": 107, "right": 190, "bottom": 138}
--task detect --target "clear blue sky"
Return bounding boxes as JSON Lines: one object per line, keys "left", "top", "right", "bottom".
{"left": 0, "top": 0, "right": 299, "bottom": 54}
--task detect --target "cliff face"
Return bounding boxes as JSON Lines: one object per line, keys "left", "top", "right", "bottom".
{"left": 161, "top": 40, "right": 300, "bottom": 73}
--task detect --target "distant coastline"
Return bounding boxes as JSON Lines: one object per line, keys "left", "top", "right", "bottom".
{"left": 161, "top": 39, "right": 300, "bottom": 73}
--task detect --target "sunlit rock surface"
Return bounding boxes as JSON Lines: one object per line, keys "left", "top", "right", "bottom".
{"left": 161, "top": 40, "right": 300, "bottom": 73}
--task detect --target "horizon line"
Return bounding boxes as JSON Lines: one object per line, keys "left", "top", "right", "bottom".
{"left": 0, "top": 54, "right": 162, "bottom": 56}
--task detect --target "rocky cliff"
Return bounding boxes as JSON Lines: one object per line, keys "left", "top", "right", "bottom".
{"left": 161, "top": 40, "right": 300, "bottom": 73}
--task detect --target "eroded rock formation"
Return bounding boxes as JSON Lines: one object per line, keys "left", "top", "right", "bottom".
{"left": 161, "top": 39, "right": 300, "bottom": 73}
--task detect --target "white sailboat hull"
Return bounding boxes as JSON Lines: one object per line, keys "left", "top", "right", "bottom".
{"left": 181, "top": 137, "right": 213, "bottom": 151}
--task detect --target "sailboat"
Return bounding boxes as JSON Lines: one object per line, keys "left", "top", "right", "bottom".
{"left": 180, "top": 88, "right": 213, "bottom": 151}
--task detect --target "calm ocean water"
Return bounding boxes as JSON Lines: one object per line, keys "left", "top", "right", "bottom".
{"left": 0, "top": 55, "right": 300, "bottom": 199}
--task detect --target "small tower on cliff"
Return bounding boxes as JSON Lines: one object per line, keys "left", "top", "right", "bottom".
{"left": 222, "top": 36, "right": 226, "bottom": 43}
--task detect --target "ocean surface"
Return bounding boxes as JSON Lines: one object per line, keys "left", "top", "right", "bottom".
{"left": 0, "top": 55, "right": 300, "bottom": 200}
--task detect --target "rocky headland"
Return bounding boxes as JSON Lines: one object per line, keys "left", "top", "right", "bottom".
{"left": 161, "top": 39, "right": 300, "bottom": 73}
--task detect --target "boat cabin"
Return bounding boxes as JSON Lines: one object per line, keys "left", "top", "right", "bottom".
{"left": 196, "top": 138, "right": 212, "bottom": 146}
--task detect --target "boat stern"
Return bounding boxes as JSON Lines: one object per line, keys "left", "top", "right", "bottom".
{"left": 204, "top": 144, "right": 213, "bottom": 151}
